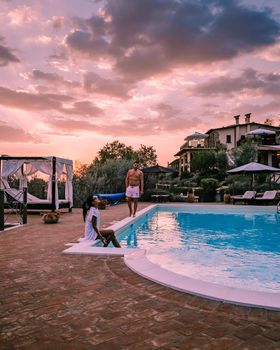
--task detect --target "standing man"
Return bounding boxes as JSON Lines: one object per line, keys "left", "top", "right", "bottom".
{"left": 125, "top": 161, "right": 144, "bottom": 217}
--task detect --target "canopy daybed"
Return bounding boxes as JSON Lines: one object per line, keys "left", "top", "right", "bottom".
{"left": 0, "top": 156, "right": 73, "bottom": 212}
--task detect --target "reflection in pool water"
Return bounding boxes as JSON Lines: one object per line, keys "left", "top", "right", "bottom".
{"left": 116, "top": 206, "right": 280, "bottom": 293}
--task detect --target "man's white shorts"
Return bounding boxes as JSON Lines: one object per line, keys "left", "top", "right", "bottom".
{"left": 126, "top": 186, "right": 140, "bottom": 198}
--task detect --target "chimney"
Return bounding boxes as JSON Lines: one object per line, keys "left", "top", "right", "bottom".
{"left": 245, "top": 113, "right": 251, "bottom": 124}
{"left": 234, "top": 115, "right": 240, "bottom": 125}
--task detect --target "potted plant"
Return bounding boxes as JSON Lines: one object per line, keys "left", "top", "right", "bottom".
{"left": 42, "top": 211, "right": 60, "bottom": 224}
{"left": 187, "top": 188, "right": 195, "bottom": 203}
{"left": 223, "top": 190, "right": 231, "bottom": 204}
{"left": 98, "top": 199, "right": 107, "bottom": 210}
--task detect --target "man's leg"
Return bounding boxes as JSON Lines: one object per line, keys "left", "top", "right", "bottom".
{"left": 101, "top": 229, "right": 121, "bottom": 248}
{"left": 132, "top": 198, "right": 138, "bottom": 217}
{"left": 127, "top": 197, "right": 132, "bottom": 216}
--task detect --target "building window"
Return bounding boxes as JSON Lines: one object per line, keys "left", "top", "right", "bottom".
{"left": 226, "top": 135, "right": 231, "bottom": 143}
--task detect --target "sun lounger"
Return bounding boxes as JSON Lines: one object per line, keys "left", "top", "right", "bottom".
{"left": 151, "top": 194, "right": 170, "bottom": 202}
{"left": 254, "top": 191, "right": 278, "bottom": 205}
{"left": 232, "top": 191, "right": 256, "bottom": 204}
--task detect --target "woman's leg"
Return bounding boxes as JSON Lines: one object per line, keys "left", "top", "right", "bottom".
{"left": 100, "top": 229, "right": 121, "bottom": 248}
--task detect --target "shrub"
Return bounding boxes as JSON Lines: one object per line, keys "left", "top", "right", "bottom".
{"left": 73, "top": 158, "right": 132, "bottom": 207}
{"left": 228, "top": 180, "right": 251, "bottom": 195}
{"left": 199, "top": 178, "right": 218, "bottom": 202}
{"left": 170, "top": 195, "right": 187, "bottom": 202}
{"left": 180, "top": 171, "right": 191, "bottom": 179}
{"left": 171, "top": 178, "right": 181, "bottom": 185}
{"left": 171, "top": 186, "right": 191, "bottom": 195}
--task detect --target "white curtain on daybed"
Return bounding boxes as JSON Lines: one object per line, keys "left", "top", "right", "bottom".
{"left": 65, "top": 163, "right": 73, "bottom": 207}
{"left": 1, "top": 158, "right": 73, "bottom": 209}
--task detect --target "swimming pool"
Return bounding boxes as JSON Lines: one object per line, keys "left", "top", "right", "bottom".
{"left": 64, "top": 204, "right": 280, "bottom": 310}
{"left": 117, "top": 205, "right": 280, "bottom": 293}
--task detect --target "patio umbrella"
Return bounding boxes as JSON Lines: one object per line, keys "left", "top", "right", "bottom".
{"left": 184, "top": 132, "right": 209, "bottom": 141}
{"left": 245, "top": 129, "right": 276, "bottom": 136}
{"left": 142, "top": 164, "right": 178, "bottom": 189}
{"left": 227, "top": 162, "right": 280, "bottom": 188}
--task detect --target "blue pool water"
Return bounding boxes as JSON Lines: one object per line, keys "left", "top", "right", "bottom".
{"left": 116, "top": 206, "right": 280, "bottom": 292}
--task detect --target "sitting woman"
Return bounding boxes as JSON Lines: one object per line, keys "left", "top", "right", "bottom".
{"left": 82, "top": 195, "right": 121, "bottom": 248}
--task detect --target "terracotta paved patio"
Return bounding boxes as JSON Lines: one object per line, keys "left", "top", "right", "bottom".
{"left": 1, "top": 203, "right": 280, "bottom": 350}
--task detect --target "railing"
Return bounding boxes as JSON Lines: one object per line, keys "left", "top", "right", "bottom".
{"left": 0, "top": 188, "right": 27, "bottom": 231}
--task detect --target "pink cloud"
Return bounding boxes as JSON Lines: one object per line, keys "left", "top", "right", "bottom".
{"left": 43, "top": 103, "right": 201, "bottom": 137}
{"left": 0, "top": 120, "right": 41, "bottom": 143}
{"left": 0, "top": 36, "right": 20, "bottom": 66}
{"left": 0, "top": 86, "right": 70, "bottom": 111}
{"left": 1, "top": 0, "right": 280, "bottom": 165}
{"left": 193, "top": 68, "right": 280, "bottom": 96}
{"left": 83, "top": 72, "right": 134, "bottom": 99}
{"left": 64, "top": 0, "right": 280, "bottom": 81}
{"left": 30, "top": 69, "right": 81, "bottom": 91}
{"left": 51, "top": 16, "right": 65, "bottom": 29}
{"left": 0, "top": 86, "right": 103, "bottom": 117}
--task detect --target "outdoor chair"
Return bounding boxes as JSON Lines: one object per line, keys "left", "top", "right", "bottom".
{"left": 254, "top": 190, "right": 278, "bottom": 205}
{"left": 232, "top": 191, "right": 256, "bottom": 205}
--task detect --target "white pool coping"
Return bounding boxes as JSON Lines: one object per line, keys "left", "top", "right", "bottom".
{"left": 63, "top": 204, "right": 280, "bottom": 311}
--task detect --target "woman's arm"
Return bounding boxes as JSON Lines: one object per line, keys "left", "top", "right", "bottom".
{"left": 91, "top": 215, "right": 107, "bottom": 243}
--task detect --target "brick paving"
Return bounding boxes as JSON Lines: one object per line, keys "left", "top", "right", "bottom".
{"left": 0, "top": 203, "right": 280, "bottom": 350}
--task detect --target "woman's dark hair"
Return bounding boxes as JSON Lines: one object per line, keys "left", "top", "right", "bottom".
{"left": 82, "top": 195, "right": 99, "bottom": 221}
{"left": 83, "top": 195, "right": 93, "bottom": 222}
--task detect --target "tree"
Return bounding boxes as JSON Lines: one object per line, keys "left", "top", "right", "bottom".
{"left": 73, "top": 158, "right": 133, "bottom": 207}
{"left": 92, "top": 158, "right": 132, "bottom": 193}
{"left": 231, "top": 140, "right": 257, "bottom": 166}
{"left": 95, "top": 140, "right": 134, "bottom": 164}
{"left": 215, "top": 151, "right": 228, "bottom": 179}
{"left": 189, "top": 150, "right": 228, "bottom": 180}
{"left": 73, "top": 141, "right": 158, "bottom": 207}
{"left": 28, "top": 177, "right": 47, "bottom": 199}
{"left": 264, "top": 118, "right": 273, "bottom": 126}
{"left": 7, "top": 175, "right": 48, "bottom": 199}
{"left": 191, "top": 151, "right": 216, "bottom": 175}
{"left": 136, "top": 144, "right": 157, "bottom": 167}
{"left": 94, "top": 140, "right": 157, "bottom": 167}
{"left": 73, "top": 164, "right": 95, "bottom": 207}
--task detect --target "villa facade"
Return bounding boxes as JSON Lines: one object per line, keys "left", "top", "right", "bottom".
{"left": 172, "top": 113, "right": 280, "bottom": 174}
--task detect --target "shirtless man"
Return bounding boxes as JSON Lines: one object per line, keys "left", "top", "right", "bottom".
{"left": 125, "top": 161, "right": 144, "bottom": 217}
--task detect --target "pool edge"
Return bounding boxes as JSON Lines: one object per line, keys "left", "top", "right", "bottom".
{"left": 124, "top": 248, "right": 280, "bottom": 311}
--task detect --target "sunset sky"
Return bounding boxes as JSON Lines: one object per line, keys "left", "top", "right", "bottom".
{"left": 1, "top": 0, "right": 280, "bottom": 166}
